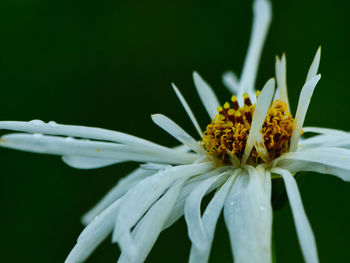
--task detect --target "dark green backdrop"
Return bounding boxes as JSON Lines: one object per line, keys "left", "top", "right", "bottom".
{"left": 1, "top": 0, "right": 350, "bottom": 262}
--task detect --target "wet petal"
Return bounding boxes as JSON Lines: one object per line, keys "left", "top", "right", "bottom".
{"left": 224, "top": 166, "right": 272, "bottom": 263}
{"left": 193, "top": 71, "right": 220, "bottom": 119}
{"left": 271, "top": 168, "right": 319, "bottom": 263}
{"left": 290, "top": 74, "right": 321, "bottom": 152}
{"left": 238, "top": 0, "right": 272, "bottom": 97}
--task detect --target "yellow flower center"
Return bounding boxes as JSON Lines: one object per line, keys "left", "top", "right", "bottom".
{"left": 201, "top": 93, "right": 295, "bottom": 164}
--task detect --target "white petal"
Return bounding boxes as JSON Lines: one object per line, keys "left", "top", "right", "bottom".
{"left": 185, "top": 172, "right": 229, "bottom": 251}
{"left": 224, "top": 166, "right": 272, "bottom": 263}
{"left": 62, "top": 155, "right": 123, "bottom": 169}
{"left": 112, "top": 163, "right": 213, "bottom": 258}
{"left": 275, "top": 54, "right": 290, "bottom": 112}
{"left": 222, "top": 71, "right": 239, "bottom": 93}
{"left": 0, "top": 133, "right": 197, "bottom": 165}
{"left": 0, "top": 120, "right": 167, "bottom": 151}
{"left": 172, "top": 83, "right": 203, "bottom": 137}
{"left": 151, "top": 114, "right": 204, "bottom": 153}
{"left": 271, "top": 168, "right": 319, "bottom": 263}
{"left": 163, "top": 166, "right": 229, "bottom": 230}
{"left": 290, "top": 74, "right": 321, "bottom": 152}
{"left": 306, "top": 47, "right": 321, "bottom": 81}
{"left": 238, "top": 0, "right": 272, "bottom": 97}
{"left": 118, "top": 178, "right": 186, "bottom": 263}
{"left": 65, "top": 199, "right": 121, "bottom": 263}
{"left": 300, "top": 134, "right": 350, "bottom": 149}
{"left": 82, "top": 168, "right": 154, "bottom": 225}
{"left": 193, "top": 71, "right": 220, "bottom": 119}
{"left": 189, "top": 173, "right": 236, "bottom": 263}
{"left": 243, "top": 78, "right": 275, "bottom": 163}
{"left": 302, "top": 127, "right": 350, "bottom": 137}
{"left": 274, "top": 147, "right": 350, "bottom": 181}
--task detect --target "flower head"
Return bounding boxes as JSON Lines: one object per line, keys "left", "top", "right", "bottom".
{"left": 1, "top": 0, "right": 350, "bottom": 263}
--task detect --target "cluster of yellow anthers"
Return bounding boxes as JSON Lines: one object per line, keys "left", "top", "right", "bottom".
{"left": 201, "top": 93, "right": 295, "bottom": 164}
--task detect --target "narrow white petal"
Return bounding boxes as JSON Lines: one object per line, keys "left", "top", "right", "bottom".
{"left": 302, "top": 127, "right": 350, "bottom": 137}
{"left": 306, "top": 47, "right": 321, "bottom": 81}
{"left": 0, "top": 120, "right": 167, "bottom": 151}
{"left": 222, "top": 71, "right": 239, "bottom": 93}
{"left": 65, "top": 199, "right": 121, "bottom": 263}
{"left": 275, "top": 54, "right": 290, "bottom": 112}
{"left": 185, "top": 173, "right": 228, "bottom": 251}
{"left": 274, "top": 147, "right": 350, "bottom": 181}
{"left": 238, "top": 0, "right": 272, "bottom": 97}
{"left": 118, "top": 178, "right": 186, "bottom": 263}
{"left": 82, "top": 168, "right": 154, "bottom": 225}
{"left": 172, "top": 83, "right": 203, "bottom": 137}
{"left": 243, "top": 78, "right": 275, "bottom": 163}
{"left": 290, "top": 74, "right": 321, "bottom": 152}
{"left": 189, "top": 173, "right": 236, "bottom": 263}
{"left": 151, "top": 114, "right": 204, "bottom": 153}
{"left": 224, "top": 166, "right": 272, "bottom": 263}
{"left": 271, "top": 168, "right": 319, "bottom": 263}
{"left": 193, "top": 71, "right": 220, "bottom": 119}
{"left": 0, "top": 133, "right": 197, "bottom": 164}
{"left": 112, "top": 163, "right": 213, "bottom": 258}
{"left": 62, "top": 155, "right": 123, "bottom": 169}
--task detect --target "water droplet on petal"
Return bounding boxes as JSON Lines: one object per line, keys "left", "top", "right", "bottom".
{"left": 48, "top": 121, "right": 57, "bottom": 126}
{"left": 30, "top": 119, "right": 44, "bottom": 125}
{"left": 259, "top": 205, "right": 266, "bottom": 211}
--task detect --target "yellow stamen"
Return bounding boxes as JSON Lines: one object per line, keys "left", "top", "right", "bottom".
{"left": 201, "top": 94, "right": 295, "bottom": 165}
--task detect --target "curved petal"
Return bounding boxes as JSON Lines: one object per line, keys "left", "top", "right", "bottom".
{"left": 189, "top": 172, "right": 237, "bottom": 263}
{"left": 238, "top": 0, "right": 272, "bottom": 97}
{"left": 274, "top": 147, "right": 350, "bottom": 181}
{"left": 275, "top": 54, "right": 290, "bottom": 112}
{"left": 0, "top": 120, "right": 167, "bottom": 151}
{"left": 193, "top": 71, "right": 220, "bottom": 119}
{"left": 300, "top": 134, "right": 350, "bottom": 149}
{"left": 0, "top": 133, "right": 197, "bottom": 165}
{"left": 306, "top": 47, "right": 321, "bottom": 81}
{"left": 271, "top": 168, "right": 319, "bottom": 263}
{"left": 243, "top": 78, "right": 275, "bottom": 163}
{"left": 65, "top": 199, "right": 121, "bottom": 263}
{"left": 151, "top": 114, "right": 204, "bottom": 153}
{"left": 118, "top": 178, "right": 186, "bottom": 263}
{"left": 224, "top": 166, "right": 272, "bottom": 263}
{"left": 290, "top": 74, "right": 321, "bottom": 152}
{"left": 82, "top": 168, "right": 154, "bottom": 225}
{"left": 222, "top": 71, "right": 239, "bottom": 94}
{"left": 112, "top": 163, "right": 214, "bottom": 258}
{"left": 172, "top": 83, "right": 203, "bottom": 137}
{"left": 185, "top": 172, "right": 229, "bottom": 251}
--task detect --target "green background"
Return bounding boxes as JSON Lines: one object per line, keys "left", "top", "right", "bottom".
{"left": 1, "top": 0, "right": 350, "bottom": 262}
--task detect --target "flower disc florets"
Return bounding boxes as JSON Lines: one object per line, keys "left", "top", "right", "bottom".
{"left": 201, "top": 93, "right": 295, "bottom": 164}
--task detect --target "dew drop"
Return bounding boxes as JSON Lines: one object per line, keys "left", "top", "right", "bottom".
{"left": 30, "top": 119, "right": 44, "bottom": 125}
{"left": 259, "top": 205, "right": 266, "bottom": 211}
{"left": 65, "top": 137, "right": 74, "bottom": 142}
{"left": 33, "top": 133, "right": 43, "bottom": 138}
{"left": 48, "top": 121, "right": 58, "bottom": 126}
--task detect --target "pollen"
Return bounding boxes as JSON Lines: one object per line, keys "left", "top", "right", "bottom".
{"left": 201, "top": 94, "right": 295, "bottom": 164}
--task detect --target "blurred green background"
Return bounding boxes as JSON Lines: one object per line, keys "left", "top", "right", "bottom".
{"left": 1, "top": 0, "right": 350, "bottom": 262}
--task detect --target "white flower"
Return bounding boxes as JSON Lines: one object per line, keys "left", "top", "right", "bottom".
{"left": 1, "top": 0, "right": 350, "bottom": 262}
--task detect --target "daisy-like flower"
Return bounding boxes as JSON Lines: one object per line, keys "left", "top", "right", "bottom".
{"left": 1, "top": 0, "right": 350, "bottom": 262}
